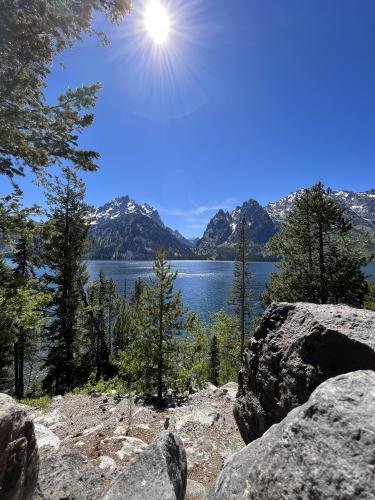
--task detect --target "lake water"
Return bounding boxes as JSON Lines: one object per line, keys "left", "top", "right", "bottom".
{"left": 86, "top": 260, "right": 375, "bottom": 320}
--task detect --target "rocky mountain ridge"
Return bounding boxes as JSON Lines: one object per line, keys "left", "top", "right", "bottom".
{"left": 265, "top": 188, "right": 375, "bottom": 228}
{"left": 195, "top": 200, "right": 278, "bottom": 260}
{"left": 88, "top": 189, "right": 375, "bottom": 261}
{"left": 89, "top": 196, "right": 195, "bottom": 260}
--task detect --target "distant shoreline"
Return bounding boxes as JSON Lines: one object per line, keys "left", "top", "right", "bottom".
{"left": 84, "top": 258, "right": 279, "bottom": 263}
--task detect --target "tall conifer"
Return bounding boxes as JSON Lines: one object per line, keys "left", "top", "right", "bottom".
{"left": 229, "top": 218, "right": 253, "bottom": 361}
{"left": 42, "top": 168, "right": 90, "bottom": 394}
{"left": 142, "top": 249, "right": 185, "bottom": 402}
{"left": 264, "top": 182, "right": 369, "bottom": 307}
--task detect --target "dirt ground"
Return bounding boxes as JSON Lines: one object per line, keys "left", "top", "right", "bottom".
{"left": 30, "top": 382, "right": 244, "bottom": 498}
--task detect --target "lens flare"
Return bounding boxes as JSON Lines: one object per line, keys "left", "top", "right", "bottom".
{"left": 113, "top": 0, "right": 214, "bottom": 120}
{"left": 144, "top": 1, "right": 170, "bottom": 45}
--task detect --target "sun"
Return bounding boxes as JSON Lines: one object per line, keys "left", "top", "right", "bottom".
{"left": 144, "top": 1, "right": 171, "bottom": 45}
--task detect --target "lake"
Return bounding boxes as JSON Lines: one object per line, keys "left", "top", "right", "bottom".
{"left": 86, "top": 260, "right": 375, "bottom": 320}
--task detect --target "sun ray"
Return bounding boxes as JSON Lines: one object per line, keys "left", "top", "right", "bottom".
{"left": 144, "top": 1, "right": 170, "bottom": 45}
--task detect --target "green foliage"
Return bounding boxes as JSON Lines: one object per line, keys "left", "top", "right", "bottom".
{"left": 115, "top": 306, "right": 144, "bottom": 392}
{"left": 0, "top": 0, "right": 131, "bottom": 398}
{"left": 208, "top": 333, "right": 220, "bottom": 386}
{"left": 229, "top": 218, "right": 253, "bottom": 360}
{"left": 42, "top": 168, "right": 91, "bottom": 395}
{"left": 364, "top": 283, "right": 375, "bottom": 311}
{"left": 263, "top": 183, "right": 369, "bottom": 308}
{"left": 19, "top": 396, "right": 51, "bottom": 409}
{"left": 139, "top": 249, "right": 187, "bottom": 400}
{"left": 177, "top": 313, "right": 209, "bottom": 393}
{"left": 80, "top": 271, "right": 122, "bottom": 380}
{"left": 0, "top": 205, "right": 50, "bottom": 396}
{"left": 210, "top": 310, "right": 240, "bottom": 384}
{"left": 71, "top": 373, "right": 127, "bottom": 396}
{"left": 0, "top": 0, "right": 130, "bottom": 185}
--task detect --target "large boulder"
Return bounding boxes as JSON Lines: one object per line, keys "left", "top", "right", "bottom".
{"left": 34, "top": 449, "right": 106, "bottom": 500}
{"left": 104, "top": 431, "right": 187, "bottom": 500}
{"left": 0, "top": 394, "right": 39, "bottom": 500}
{"left": 209, "top": 370, "right": 375, "bottom": 499}
{"left": 234, "top": 302, "right": 375, "bottom": 443}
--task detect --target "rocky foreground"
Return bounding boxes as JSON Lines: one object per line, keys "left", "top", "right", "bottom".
{"left": 1, "top": 382, "right": 241, "bottom": 499}
{"left": 1, "top": 302, "right": 375, "bottom": 499}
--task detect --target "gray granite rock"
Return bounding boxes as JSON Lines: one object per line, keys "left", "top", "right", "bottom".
{"left": 234, "top": 302, "right": 375, "bottom": 443}
{"left": 186, "top": 479, "right": 206, "bottom": 500}
{"left": 0, "top": 394, "right": 39, "bottom": 500}
{"left": 34, "top": 449, "right": 106, "bottom": 500}
{"left": 104, "top": 431, "right": 187, "bottom": 500}
{"left": 209, "top": 371, "right": 375, "bottom": 500}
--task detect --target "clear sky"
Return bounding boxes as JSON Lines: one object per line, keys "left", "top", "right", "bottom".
{"left": 8, "top": 0, "right": 375, "bottom": 237}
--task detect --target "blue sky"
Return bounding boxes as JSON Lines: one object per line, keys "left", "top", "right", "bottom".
{"left": 8, "top": 0, "right": 375, "bottom": 237}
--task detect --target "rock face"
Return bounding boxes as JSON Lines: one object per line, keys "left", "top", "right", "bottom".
{"left": 209, "top": 371, "right": 375, "bottom": 500}
{"left": 89, "top": 196, "right": 195, "bottom": 260}
{"left": 0, "top": 394, "right": 39, "bottom": 500}
{"left": 104, "top": 431, "right": 187, "bottom": 500}
{"left": 234, "top": 302, "right": 375, "bottom": 443}
{"left": 196, "top": 200, "right": 278, "bottom": 260}
{"left": 35, "top": 449, "right": 106, "bottom": 500}
{"left": 266, "top": 188, "right": 375, "bottom": 229}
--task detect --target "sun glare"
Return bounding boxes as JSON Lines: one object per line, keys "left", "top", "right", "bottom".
{"left": 144, "top": 1, "right": 170, "bottom": 45}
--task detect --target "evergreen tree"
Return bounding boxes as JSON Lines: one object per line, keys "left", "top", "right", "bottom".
{"left": 263, "top": 182, "right": 369, "bottom": 307}
{"left": 42, "top": 168, "right": 91, "bottom": 394}
{"left": 130, "top": 278, "right": 145, "bottom": 307}
{"left": 178, "top": 313, "right": 209, "bottom": 393}
{"left": 210, "top": 310, "right": 240, "bottom": 384}
{"left": 82, "top": 272, "right": 121, "bottom": 379}
{"left": 142, "top": 249, "right": 186, "bottom": 401}
{"left": 115, "top": 279, "right": 149, "bottom": 391}
{"left": 364, "top": 283, "right": 375, "bottom": 312}
{"left": 11, "top": 206, "right": 43, "bottom": 398}
{"left": 0, "top": 0, "right": 130, "bottom": 185}
{"left": 114, "top": 278, "right": 145, "bottom": 356}
{"left": 0, "top": 197, "right": 48, "bottom": 397}
{"left": 113, "top": 300, "right": 135, "bottom": 355}
{"left": 208, "top": 333, "right": 220, "bottom": 387}
{"left": 229, "top": 218, "right": 253, "bottom": 362}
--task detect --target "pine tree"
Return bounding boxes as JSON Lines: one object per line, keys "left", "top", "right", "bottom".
{"left": 0, "top": 197, "right": 48, "bottom": 396}
{"left": 0, "top": 1, "right": 130, "bottom": 184}
{"left": 263, "top": 182, "right": 369, "bottom": 307}
{"left": 11, "top": 206, "right": 43, "bottom": 398}
{"left": 178, "top": 313, "right": 209, "bottom": 393}
{"left": 364, "top": 283, "right": 375, "bottom": 312}
{"left": 42, "top": 168, "right": 91, "bottom": 395}
{"left": 130, "top": 278, "right": 145, "bottom": 307}
{"left": 208, "top": 333, "right": 220, "bottom": 387}
{"left": 142, "top": 249, "right": 186, "bottom": 402}
{"left": 82, "top": 272, "right": 121, "bottom": 380}
{"left": 229, "top": 218, "right": 253, "bottom": 361}
{"left": 210, "top": 310, "right": 240, "bottom": 384}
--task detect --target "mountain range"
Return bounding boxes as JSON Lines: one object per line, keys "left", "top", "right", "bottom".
{"left": 88, "top": 190, "right": 375, "bottom": 261}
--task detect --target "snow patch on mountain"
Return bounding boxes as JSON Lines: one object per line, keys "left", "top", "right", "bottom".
{"left": 265, "top": 188, "right": 375, "bottom": 229}
{"left": 91, "top": 196, "right": 164, "bottom": 227}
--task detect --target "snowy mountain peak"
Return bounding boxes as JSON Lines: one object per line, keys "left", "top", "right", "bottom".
{"left": 92, "top": 196, "right": 164, "bottom": 226}
{"left": 265, "top": 188, "right": 375, "bottom": 228}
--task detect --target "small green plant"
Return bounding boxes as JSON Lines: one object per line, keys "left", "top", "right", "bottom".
{"left": 71, "top": 374, "right": 128, "bottom": 396}
{"left": 19, "top": 396, "right": 51, "bottom": 409}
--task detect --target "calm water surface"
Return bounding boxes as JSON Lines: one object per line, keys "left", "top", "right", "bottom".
{"left": 86, "top": 261, "right": 375, "bottom": 320}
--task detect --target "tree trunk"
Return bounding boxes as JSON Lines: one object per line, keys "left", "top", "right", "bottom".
{"left": 157, "top": 286, "right": 163, "bottom": 403}
{"left": 14, "top": 341, "right": 19, "bottom": 398}
{"left": 240, "top": 239, "right": 245, "bottom": 361}
{"left": 318, "top": 219, "right": 327, "bottom": 304}
{"left": 18, "top": 332, "right": 25, "bottom": 399}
